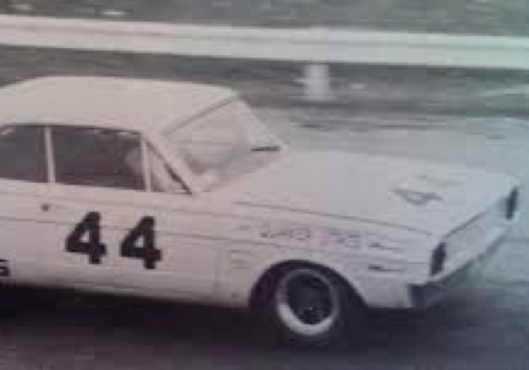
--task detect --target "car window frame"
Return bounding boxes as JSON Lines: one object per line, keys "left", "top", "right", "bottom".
{"left": 48, "top": 124, "right": 149, "bottom": 191}
{"left": 0, "top": 122, "right": 197, "bottom": 195}
{"left": 43, "top": 123, "right": 192, "bottom": 195}
{"left": 144, "top": 140, "right": 192, "bottom": 195}
{"left": 146, "top": 131, "right": 202, "bottom": 195}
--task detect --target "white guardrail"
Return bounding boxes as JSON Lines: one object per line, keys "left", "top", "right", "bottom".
{"left": 0, "top": 15, "right": 528, "bottom": 101}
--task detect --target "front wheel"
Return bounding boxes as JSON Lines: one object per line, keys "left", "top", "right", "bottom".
{"left": 263, "top": 266, "right": 366, "bottom": 347}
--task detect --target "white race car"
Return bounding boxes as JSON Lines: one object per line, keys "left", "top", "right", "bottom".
{"left": 0, "top": 76, "right": 520, "bottom": 346}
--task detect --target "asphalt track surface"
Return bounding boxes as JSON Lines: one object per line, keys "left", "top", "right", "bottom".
{"left": 0, "top": 3, "right": 528, "bottom": 368}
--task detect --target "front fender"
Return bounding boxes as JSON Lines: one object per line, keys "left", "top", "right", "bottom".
{"left": 212, "top": 245, "right": 423, "bottom": 310}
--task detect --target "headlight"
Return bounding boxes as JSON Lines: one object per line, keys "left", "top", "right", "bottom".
{"left": 430, "top": 243, "right": 447, "bottom": 276}
{"left": 506, "top": 188, "right": 519, "bottom": 220}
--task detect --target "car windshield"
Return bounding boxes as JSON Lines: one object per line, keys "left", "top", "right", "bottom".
{"left": 166, "top": 99, "right": 283, "bottom": 188}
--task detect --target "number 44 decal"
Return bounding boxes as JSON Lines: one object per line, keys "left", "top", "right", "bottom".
{"left": 66, "top": 212, "right": 162, "bottom": 270}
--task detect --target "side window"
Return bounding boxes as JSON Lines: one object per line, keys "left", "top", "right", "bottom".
{"left": 52, "top": 126, "right": 145, "bottom": 190}
{"left": 147, "top": 145, "right": 188, "bottom": 194}
{"left": 0, "top": 125, "right": 47, "bottom": 183}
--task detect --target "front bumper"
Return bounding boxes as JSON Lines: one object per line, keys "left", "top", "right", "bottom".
{"left": 407, "top": 233, "right": 506, "bottom": 310}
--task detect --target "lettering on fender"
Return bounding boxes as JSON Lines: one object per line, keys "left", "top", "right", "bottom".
{"left": 237, "top": 222, "right": 363, "bottom": 250}
{"left": 320, "top": 229, "right": 361, "bottom": 249}
{"left": 234, "top": 221, "right": 313, "bottom": 245}
{"left": 258, "top": 222, "right": 313, "bottom": 243}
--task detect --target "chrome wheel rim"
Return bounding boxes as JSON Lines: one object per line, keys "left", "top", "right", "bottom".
{"left": 275, "top": 269, "right": 340, "bottom": 338}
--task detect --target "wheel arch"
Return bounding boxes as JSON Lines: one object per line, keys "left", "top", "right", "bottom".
{"left": 248, "top": 259, "right": 366, "bottom": 312}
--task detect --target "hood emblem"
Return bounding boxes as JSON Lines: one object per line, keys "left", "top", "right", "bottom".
{"left": 393, "top": 188, "right": 443, "bottom": 206}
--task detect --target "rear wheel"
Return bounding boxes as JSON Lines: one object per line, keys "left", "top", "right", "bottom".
{"left": 261, "top": 265, "right": 366, "bottom": 347}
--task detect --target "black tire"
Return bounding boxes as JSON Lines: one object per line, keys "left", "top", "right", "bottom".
{"left": 260, "top": 265, "right": 367, "bottom": 348}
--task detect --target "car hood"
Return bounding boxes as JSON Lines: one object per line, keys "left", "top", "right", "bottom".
{"left": 221, "top": 151, "right": 516, "bottom": 236}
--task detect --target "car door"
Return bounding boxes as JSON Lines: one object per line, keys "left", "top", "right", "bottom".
{"left": 0, "top": 124, "right": 52, "bottom": 285}
{"left": 43, "top": 125, "right": 220, "bottom": 300}
{"left": 108, "top": 142, "right": 222, "bottom": 301}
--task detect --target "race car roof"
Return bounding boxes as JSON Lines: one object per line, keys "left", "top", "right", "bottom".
{"left": 0, "top": 76, "right": 237, "bottom": 133}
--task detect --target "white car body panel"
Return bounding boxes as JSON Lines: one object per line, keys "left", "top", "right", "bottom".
{"left": 0, "top": 76, "right": 520, "bottom": 311}
{"left": 0, "top": 76, "right": 236, "bottom": 132}
{"left": 38, "top": 185, "right": 220, "bottom": 298}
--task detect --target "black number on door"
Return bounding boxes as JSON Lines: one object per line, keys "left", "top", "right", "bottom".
{"left": 66, "top": 212, "right": 107, "bottom": 265}
{"left": 121, "top": 217, "right": 161, "bottom": 270}
{"left": 66, "top": 213, "right": 161, "bottom": 270}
